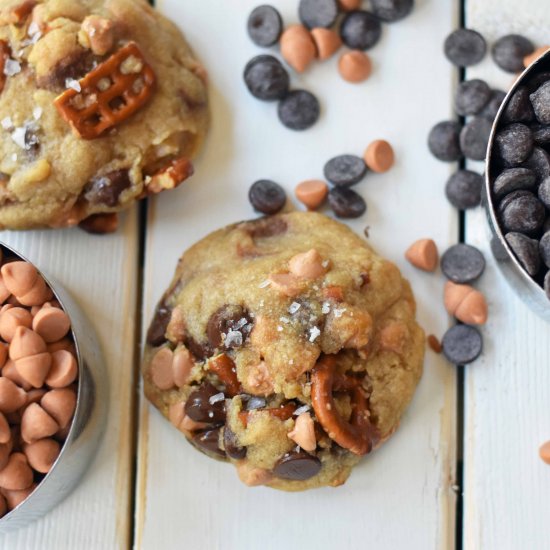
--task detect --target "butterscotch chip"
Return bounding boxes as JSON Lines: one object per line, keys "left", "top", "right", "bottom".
{"left": 41, "top": 388, "right": 77, "bottom": 429}
{"left": 24, "top": 438, "right": 60, "bottom": 474}
{"left": 338, "top": 51, "right": 372, "bottom": 83}
{"left": 310, "top": 28, "right": 342, "bottom": 60}
{"left": 280, "top": 25, "right": 316, "bottom": 73}
{"left": 338, "top": 0, "right": 361, "bottom": 10}
{"left": 32, "top": 306, "right": 71, "bottom": 343}
{"left": 295, "top": 180, "right": 329, "bottom": 210}
{"left": 21, "top": 403, "right": 59, "bottom": 444}
{"left": 0, "top": 452, "right": 33, "bottom": 491}
{"left": 539, "top": 440, "right": 550, "bottom": 464}
{"left": 45, "top": 350, "right": 77, "bottom": 388}
{"left": 405, "top": 239, "right": 439, "bottom": 272}
{"left": 364, "top": 140, "right": 395, "bottom": 173}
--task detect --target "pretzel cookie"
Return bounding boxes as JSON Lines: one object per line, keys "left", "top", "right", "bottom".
{"left": 0, "top": 0, "right": 208, "bottom": 229}
{"left": 142, "top": 212, "right": 425, "bottom": 491}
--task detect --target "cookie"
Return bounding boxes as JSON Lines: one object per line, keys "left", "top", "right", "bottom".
{"left": 142, "top": 212, "right": 425, "bottom": 491}
{"left": 0, "top": 0, "right": 208, "bottom": 229}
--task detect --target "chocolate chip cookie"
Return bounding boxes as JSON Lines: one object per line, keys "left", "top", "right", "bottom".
{"left": 142, "top": 212, "right": 425, "bottom": 491}
{"left": 0, "top": 0, "right": 208, "bottom": 229}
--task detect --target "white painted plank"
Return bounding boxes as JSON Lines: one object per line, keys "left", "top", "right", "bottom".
{"left": 136, "top": 1, "right": 459, "bottom": 549}
{"left": 0, "top": 210, "right": 138, "bottom": 549}
{"left": 464, "top": 2, "right": 550, "bottom": 549}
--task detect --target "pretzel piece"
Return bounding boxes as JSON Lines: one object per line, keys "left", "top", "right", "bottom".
{"left": 311, "top": 356, "right": 377, "bottom": 456}
{"left": 146, "top": 157, "right": 194, "bottom": 195}
{"left": 208, "top": 354, "right": 241, "bottom": 397}
{"left": 54, "top": 41, "right": 155, "bottom": 139}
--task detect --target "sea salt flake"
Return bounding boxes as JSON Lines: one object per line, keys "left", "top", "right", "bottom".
{"left": 321, "top": 302, "right": 330, "bottom": 315}
{"left": 293, "top": 404, "right": 310, "bottom": 416}
{"left": 1, "top": 117, "right": 13, "bottom": 130}
{"left": 11, "top": 153, "right": 17, "bottom": 162}
{"left": 258, "top": 279, "right": 270, "bottom": 289}
{"left": 333, "top": 308, "right": 347, "bottom": 318}
{"left": 277, "top": 326, "right": 283, "bottom": 332}
{"left": 322, "top": 260, "right": 329, "bottom": 268}
{"left": 289, "top": 359, "right": 294, "bottom": 365}
{"left": 208, "top": 411, "right": 214, "bottom": 418}
{"left": 65, "top": 78, "right": 82, "bottom": 92}
{"left": 309, "top": 326, "right": 321, "bottom": 342}
{"left": 11, "top": 126, "right": 26, "bottom": 149}
{"left": 32, "top": 107, "right": 43, "bottom": 121}
{"left": 4, "top": 59, "right": 21, "bottom": 76}
{"left": 28, "top": 22, "right": 40, "bottom": 37}
{"left": 224, "top": 330, "right": 243, "bottom": 348}
{"left": 280, "top": 316, "right": 290, "bottom": 324}
{"left": 209, "top": 392, "right": 225, "bottom": 405}
{"left": 288, "top": 302, "right": 301, "bottom": 314}
{"left": 234, "top": 317, "right": 248, "bottom": 330}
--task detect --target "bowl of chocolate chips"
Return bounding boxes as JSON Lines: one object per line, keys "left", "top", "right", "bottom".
{"left": 486, "top": 49, "right": 550, "bottom": 322}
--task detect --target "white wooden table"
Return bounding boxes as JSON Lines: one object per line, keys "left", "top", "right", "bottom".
{"left": 0, "top": 0, "right": 548, "bottom": 548}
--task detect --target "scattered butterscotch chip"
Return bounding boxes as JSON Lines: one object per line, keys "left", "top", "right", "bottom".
{"left": 427, "top": 334, "right": 442, "bottom": 354}
{"left": 280, "top": 25, "right": 317, "bottom": 73}
{"left": 338, "top": 51, "right": 372, "bottom": 83}
{"left": 539, "top": 441, "right": 550, "bottom": 464}
{"left": 523, "top": 46, "right": 550, "bottom": 68}
{"left": 405, "top": 239, "right": 439, "bottom": 272}
{"left": 311, "top": 28, "right": 342, "bottom": 60}
{"left": 338, "top": 0, "right": 361, "bottom": 10}
{"left": 444, "top": 281, "right": 488, "bottom": 325}
{"left": 295, "top": 180, "right": 329, "bottom": 210}
{"left": 364, "top": 140, "right": 395, "bottom": 173}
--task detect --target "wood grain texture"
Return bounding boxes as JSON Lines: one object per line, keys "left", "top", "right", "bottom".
{"left": 0, "top": 210, "right": 139, "bottom": 549}
{"left": 136, "top": 1, "right": 459, "bottom": 548}
{"left": 463, "top": 2, "right": 550, "bottom": 549}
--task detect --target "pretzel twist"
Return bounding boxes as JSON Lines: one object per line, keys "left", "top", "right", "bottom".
{"left": 208, "top": 354, "right": 241, "bottom": 397}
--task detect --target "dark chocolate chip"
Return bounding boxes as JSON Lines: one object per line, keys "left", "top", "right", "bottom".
{"left": 493, "top": 167, "right": 537, "bottom": 197}
{"left": 530, "top": 81, "right": 550, "bottom": 125}
{"left": 443, "top": 28, "right": 487, "bottom": 67}
{"left": 273, "top": 451, "right": 322, "bottom": 481}
{"left": 481, "top": 89, "right": 506, "bottom": 121}
{"left": 505, "top": 232, "right": 541, "bottom": 276}
{"left": 340, "top": 11, "right": 382, "bottom": 51}
{"left": 245, "top": 216, "right": 288, "bottom": 239}
{"left": 492, "top": 34, "right": 534, "bottom": 73}
{"left": 247, "top": 5, "right": 283, "bottom": 47}
{"left": 84, "top": 169, "right": 132, "bottom": 207}
{"left": 369, "top": 0, "right": 413, "bottom": 22}
{"left": 427, "top": 120, "right": 462, "bottom": 162}
{"left": 440, "top": 243, "right": 486, "bottom": 284}
{"left": 528, "top": 72, "right": 550, "bottom": 93}
{"left": 544, "top": 271, "right": 550, "bottom": 300}
{"left": 192, "top": 428, "right": 226, "bottom": 458}
{"left": 248, "top": 180, "right": 287, "bottom": 214}
{"left": 298, "top": 0, "right": 338, "bottom": 29}
{"left": 246, "top": 396, "right": 267, "bottom": 410}
{"left": 538, "top": 176, "right": 550, "bottom": 209}
{"left": 502, "top": 86, "right": 535, "bottom": 124}
{"left": 522, "top": 147, "right": 550, "bottom": 180}
{"left": 186, "top": 336, "right": 211, "bottom": 361}
{"left": 532, "top": 124, "right": 550, "bottom": 145}
{"left": 185, "top": 383, "right": 226, "bottom": 424}
{"left": 442, "top": 324, "right": 483, "bottom": 365}
{"left": 207, "top": 305, "right": 252, "bottom": 350}
{"left": 277, "top": 90, "right": 320, "bottom": 130}
{"left": 540, "top": 231, "right": 550, "bottom": 269}
{"left": 454, "top": 79, "right": 491, "bottom": 116}
{"left": 460, "top": 116, "right": 492, "bottom": 161}
{"left": 490, "top": 236, "right": 510, "bottom": 262}
{"left": 445, "top": 169, "right": 483, "bottom": 209}
{"left": 323, "top": 155, "right": 367, "bottom": 187}
{"left": 328, "top": 187, "right": 366, "bottom": 218}
{"left": 223, "top": 426, "right": 247, "bottom": 459}
{"left": 495, "top": 123, "right": 534, "bottom": 165}
{"left": 36, "top": 49, "right": 96, "bottom": 91}
{"left": 146, "top": 300, "right": 172, "bottom": 346}
{"left": 244, "top": 55, "right": 290, "bottom": 101}
{"left": 499, "top": 190, "right": 545, "bottom": 234}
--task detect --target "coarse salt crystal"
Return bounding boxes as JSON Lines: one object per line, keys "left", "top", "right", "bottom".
{"left": 65, "top": 78, "right": 82, "bottom": 92}
{"left": 28, "top": 22, "right": 40, "bottom": 37}
{"left": 288, "top": 302, "right": 301, "bottom": 314}
{"left": 277, "top": 326, "right": 283, "bottom": 332}
{"left": 11, "top": 126, "right": 26, "bottom": 149}
{"left": 224, "top": 330, "right": 243, "bottom": 348}
{"left": 234, "top": 317, "right": 248, "bottom": 330}
{"left": 293, "top": 404, "right": 310, "bottom": 416}
{"left": 289, "top": 359, "right": 294, "bottom": 365}
{"left": 33, "top": 107, "right": 43, "bottom": 121}
{"left": 334, "top": 308, "right": 347, "bottom": 318}
{"left": 4, "top": 59, "right": 21, "bottom": 77}
{"left": 209, "top": 392, "right": 225, "bottom": 405}
{"left": 1, "top": 117, "right": 12, "bottom": 130}
{"left": 208, "top": 411, "right": 214, "bottom": 418}
{"left": 258, "top": 280, "right": 270, "bottom": 289}
{"left": 322, "top": 260, "right": 329, "bottom": 268}
{"left": 11, "top": 153, "right": 16, "bottom": 162}
{"left": 280, "top": 316, "right": 290, "bottom": 324}
{"left": 321, "top": 302, "right": 330, "bottom": 315}
{"left": 309, "top": 326, "right": 321, "bottom": 342}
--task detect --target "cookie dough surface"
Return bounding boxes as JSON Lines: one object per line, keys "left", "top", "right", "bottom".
{"left": 142, "top": 212, "right": 425, "bottom": 491}
{"left": 0, "top": 0, "right": 208, "bottom": 229}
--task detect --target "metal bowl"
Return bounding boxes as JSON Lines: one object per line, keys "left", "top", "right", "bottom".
{"left": 485, "top": 49, "right": 550, "bottom": 323}
{"left": 0, "top": 243, "right": 108, "bottom": 533}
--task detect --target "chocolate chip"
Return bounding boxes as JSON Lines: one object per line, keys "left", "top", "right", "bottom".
{"left": 495, "top": 123, "right": 534, "bottom": 165}
{"left": 369, "top": 0, "right": 413, "bottom": 22}
{"left": 207, "top": 305, "right": 253, "bottom": 350}
{"left": 324, "top": 155, "right": 367, "bottom": 187}
{"left": 445, "top": 169, "right": 483, "bottom": 209}
{"left": 249, "top": 180, "right": 287, "bottom": 214}
{"left": 244, "top": 55, "right": 290, "bottom": 101}
{"left": 444, "top": 29, "right": 487, "bottom": 67}
{"left": 460, "top": 116, "right": 492, "bottom": 161}
{"left": 185, "top": 336, "right": 211, "bottom": 361}
{"left": 442, "top": 324, "right": 483, "bottom": 365}
{"left": 540, "top": 232, "right": 550, "bottom": 269}
{"left": 493, "top": 168, "right": 537, "bottom": 197}
{"left": 84, "top": 169, "right": 132, "bottom": 207}
{"left": 428, "top": 120, "right": 462, "bottom": 162}
{"left": 223, "top": 426, "right": 246, "bottom": 459}
{"left": 528, "top": 72, "right": 550, "bottom": 93}
{"left": 481, "top": 89, "right": 506, "bottom": 121}
{"left": 273, "top": 451, "right": 322, "bottom": 481}
{"left": 490, "top": 236, "right": 510, "bottom": 262}
{"left": 185, "top": 383, "right": 226, "bottom": 424}
{"left": 278, "top": 90, "right": 320, "bottom": 131}
{"left": 298, "top": 0, "right": 338, "bottom": 29}
{"left": 454, "top": 79, "right": 491, "bottom": 116}
{"left": 441, "top": 243, "right": 486, "bottom": 283}
{"left": 340, "top": 11, "right": 382, "bottom": 51}
{"left": 247, "top": 6, "right": 283, "bottom": 47}
{"left": 192, "top": 428, "right": 226, "bottom": 458}
{"left": 502, "top": 87, "right": 535, "bottom": 124}
{"left": 36, "top": 49, "right": 95, "bottom": 91}
{"left": 246, "top": 216, "right": 288, "bottom": 239}
{"left": 246, "top": 396, "right": 267, "bottom": 410}
{"left": 532, "top": 125, "right": 550, "bottom": 145}
{"left": 492, "top": 34, "right": 534, "bottom": 73}
{"left": 328, "top": 187, "right": 366, "bottom": 218}
{"left": 545, "top": 271, "right": 550, "bottom": 300}
{"left": 499, "top": 190, "right": 546, "bottom": 234}
{"left": 146, "top": 301, "right": 172, "bottom": 346}
{"left": 505, "top": 232, "right": 541, "bottom": 276}
{"left": 538, "top": 176, "right": 550, "bottom": 209}
{"left": 522, "top": 147, "right": 550, "bottom": 180}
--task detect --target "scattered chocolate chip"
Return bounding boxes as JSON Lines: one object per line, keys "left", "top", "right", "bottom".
{"left": 490, "top": 235, "right": 510, "bottom": 262}
{"left": 493, "top": 167, "right": 537, "bottom": 197}
{"left": 207, "top": 305, "right": 252, "bottom": 350}
{"left": 192, "top": 428, "right": 226, "bottom": 458}
{"left": 248, "top": 180, "right": 287, "bottom": 214}
{"left": 460, "top": 116, "right": 492, "bottom": 161}
{"left": 505, "top": 232, "right": 541, "bottom": 276}
{"left": 495, "top": 123, "right": 534, "bottom": 165}
{"left": 369, "top": 0, "right": 413, "bottom": 22}
{"left": 244, "top": 55, "right": 290, "bottom": 101}
{"left": 323, "top": 155, "right": 367, "bottom": 187}
{"left": 185, "top": 383, "right": 226, "bottom": 424}
{"left": 499, "top": 190, "right": 545, "bottom": 234}
{"left": 340, "top": 11, "right": 382, "bottom": 51}
{"left": 444, "top": 29, "right": 487, "bottom": 67}
{"left": 273, "top": 451, "right": 322, "bottom": 480}
{"left": 223, "top": 426, "right": 246, "bottom": 459}
{"left": 481, "top": 89, "right": 506, "bottom": 120}
{"left": 441, "top": 243, "right": 486, "bottom": 284}
{"left": 278, "top": 89, "right": 320, "bottom": 130}
{"left": 502, "top": 87, "right": 535, "bottom": 124}
{"left": 328, "top": 187, "right": 366, "bottom": 218}
{"left": 454, "top": 79, "right": 491, "bottom": 116}
{"left": 246, "top": 396, "right": 267, "bottom": 410}
{"left": 522, "top": 146, "right": 550, "bottom": 180}
{"left": 442, "top": 324, "right": 483, "bottom": 365}
{"left": 428, "top": 120, "right": 462, "bottom": 162}
{"left": 298, "top": 0, "right": 338, "bottom": 29}
{"left": 445, "top": 169, "right": 483, "bottom": 209}
{"left": 532, "top": 124, "right": 550, "bottom": 145}
{"left": 538, "top": 176, "right": 550, "bottom": 209}
{"left": 540, "top": 231, "right": 550, "bottom": 269}
{"left": 146, "top": 300, "right": 172, "bottom": 346}
{"left": 247, "top": 5, "right": 283, "bottom": 47}
{"left": 531, "top": 81, "right": 550, "bottom": 124}
{"left": 84, "top": 169, "right": 132, "bottom": 207}
{"left": 492, "top": 34, "right": 534, "bottom": 73}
